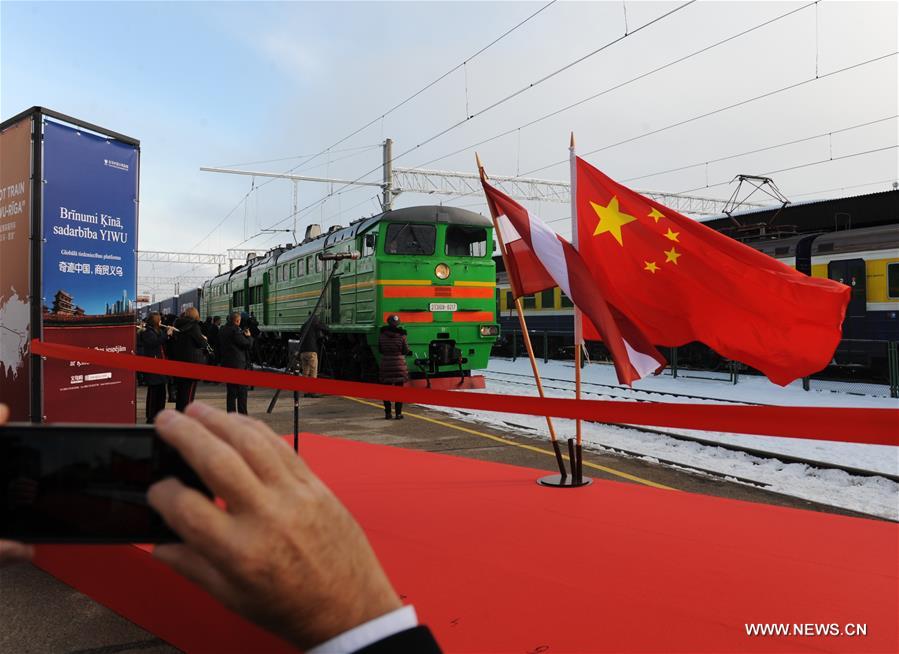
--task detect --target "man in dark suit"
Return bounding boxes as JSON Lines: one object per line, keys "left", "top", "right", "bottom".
{"left": 218, "top": 311, "right": 252, "bottom": 414}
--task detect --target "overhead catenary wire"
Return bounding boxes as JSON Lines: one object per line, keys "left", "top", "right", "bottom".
{"left": 198, "top": 1, "right": 559, "bottom": 253}
{"left": 620, "top": 115, "right": 897, "bottom": 184}
{"left": 412, "top": 1, "right": 818, "bottom": 171}
{"left": 245, "top": 0, "right": 697, "bottom": 238}
{"left": 261, "top": 0, "right": 560, "bottom": 179}
{"left": 536, "top": 146, "right": 898, "bottom": 227}
{"left": 214, "top": 144, "right": 382, "bottom": 169}
{"left": 521, "top": 51, "right": 897, "bottom": 177}
{"left": 678, "top": 144, "right": 899, "bottom": 195}
{"left": 790, "top": 178, "right": 898, "bottom": 199}
{"left": 421, "top": 115, "right": 899, "bottom": 207}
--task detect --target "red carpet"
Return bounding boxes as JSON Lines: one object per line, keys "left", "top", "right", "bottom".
{"left": 35, "top": 434, "right": 898, "bottom": 653}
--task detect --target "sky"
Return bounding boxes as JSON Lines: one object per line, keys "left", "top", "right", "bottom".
{"left": 2, "top": 1, "right": 896, "bottom": 296}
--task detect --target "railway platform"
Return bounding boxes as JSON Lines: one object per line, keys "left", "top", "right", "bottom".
{"left": 2, "top": 382, "right": 884, "bottom": 654}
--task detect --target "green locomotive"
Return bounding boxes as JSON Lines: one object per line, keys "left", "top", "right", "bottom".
{"left": 200, "top": 206, "right": 499, "bottom": 387}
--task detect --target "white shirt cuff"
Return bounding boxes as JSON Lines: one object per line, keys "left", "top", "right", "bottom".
{"left": 307, "top": 605, "right": 418, "bottom": 654}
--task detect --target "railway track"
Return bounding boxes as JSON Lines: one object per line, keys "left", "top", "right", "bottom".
{"left": 484, "top": 369, "right": 761, "bottom": 405}
{"left": 481, "top": 370, "right": 899, "bottom": 484}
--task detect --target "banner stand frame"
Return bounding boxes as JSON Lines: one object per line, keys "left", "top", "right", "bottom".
{"left": 0, "top": 106, "right": 141, "bottom": 424}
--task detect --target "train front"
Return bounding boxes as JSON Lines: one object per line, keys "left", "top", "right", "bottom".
{"left": 372, "top": 206, "right": 498, "bottom": 389}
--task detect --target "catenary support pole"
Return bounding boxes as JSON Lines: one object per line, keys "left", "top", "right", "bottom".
{"left": 382, "top": 138, "right": 393, "bottom": 212}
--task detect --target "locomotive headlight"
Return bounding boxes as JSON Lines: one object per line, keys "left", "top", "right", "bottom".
{"left": 435, "top": 263, "right": 451, "bottom": 279}
{"left": 479, "top": 325, "right": 499, "bottom": 337}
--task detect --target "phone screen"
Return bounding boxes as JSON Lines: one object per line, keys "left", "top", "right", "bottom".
{"left": 0, "top": 423, "right": 209, "bottom": 543}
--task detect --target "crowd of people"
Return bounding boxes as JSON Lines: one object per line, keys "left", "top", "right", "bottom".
{"left": 137, "top": 309, "right": 258, "bottom": 422}
{"left": 137, "top": 310, "right": 413, "bottom": 423}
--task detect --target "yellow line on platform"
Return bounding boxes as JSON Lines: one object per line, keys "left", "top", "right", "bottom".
{"left": 342, "top": 397, "right": 675, "bottom": 490}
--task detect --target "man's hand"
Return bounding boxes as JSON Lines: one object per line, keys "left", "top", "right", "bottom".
{"left": 0, "top": 403, "right": 35, "bottom": 567}
{"left": 148, "top": 404, "right": 402, "bottom": 650}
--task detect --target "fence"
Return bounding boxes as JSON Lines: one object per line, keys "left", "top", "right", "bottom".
{"left": 493, "top": 330, "right": 899, "bottom": 398}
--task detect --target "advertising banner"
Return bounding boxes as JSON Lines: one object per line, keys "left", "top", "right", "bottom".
{"left": 41, "top": 120, "right": 138, "bottom": 423}
{"left": 0, "top": 117, "right": 32, "bottom": 421}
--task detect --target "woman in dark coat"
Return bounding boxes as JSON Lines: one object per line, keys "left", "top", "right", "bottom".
{"left": 138, "top": 312, "right": 173, "bottom": 423}
{"left": 170, "top": 307, "right": 208, "bottom": 411}
{"left": 378, "top": 315, "right": 411, "bottom": 419}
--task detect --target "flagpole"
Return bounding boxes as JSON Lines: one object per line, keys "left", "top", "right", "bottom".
{"left": 569, "top": 132, "right": 584, "bottom": 482}
{"left": 477, "top": 153, "right": 567, "bottom": 479}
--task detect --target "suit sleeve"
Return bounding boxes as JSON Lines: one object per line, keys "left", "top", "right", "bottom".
{"left": 352, "top": 626, "right": 441, "bottom": 654}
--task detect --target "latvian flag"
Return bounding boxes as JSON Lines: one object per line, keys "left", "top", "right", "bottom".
{"left": 482, "top": 178, "right": 665, "bottom": 386}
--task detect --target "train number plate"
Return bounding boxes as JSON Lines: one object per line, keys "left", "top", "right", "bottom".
{"left": 429, "top": 302, "right": 458, "bottom": 312}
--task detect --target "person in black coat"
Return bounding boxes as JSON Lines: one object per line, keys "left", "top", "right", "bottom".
{"left": 170, "top": 307, "right": 208, "bottom": 411}
{"left": 138, "top": 312, "right": 174, "bottom": 423}
{"left": 378, "top": 315, "right": 411, "bottom": 420}
{"left": 218, "top": 311, "right": 252, "bottom": 414}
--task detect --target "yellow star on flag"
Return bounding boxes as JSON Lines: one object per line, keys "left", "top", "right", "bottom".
{"left": 591, "top": 196, "right": 636, "bottom": 246}
{"left": 663, "top": 228, "right": 680, "bottom": 242}
{"left": 644, "top": 261, "right": 659, "bottom": 273}
{"left": 648, "top": 208, "right": 665, "bottom": 223}
{"left": 664, "top": 247, "right": 682, "bottom": 265}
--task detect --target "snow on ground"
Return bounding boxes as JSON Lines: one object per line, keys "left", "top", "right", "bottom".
{"left": 426, "top": 358, "right": 899, "bottom": 521}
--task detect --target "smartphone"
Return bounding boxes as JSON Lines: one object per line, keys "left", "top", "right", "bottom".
{"left": 0, "top": 423, "right": 210, "bottom": 543}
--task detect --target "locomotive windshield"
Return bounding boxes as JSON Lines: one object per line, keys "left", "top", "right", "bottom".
{"left": 445, "top": 225, "right": 487, "bottom": 257}
{"left": 385, "top": 223, "right": 435, "bottom": 255}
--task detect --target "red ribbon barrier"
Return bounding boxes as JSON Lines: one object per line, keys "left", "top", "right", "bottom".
{"left": 31, "top": 339, "right": 899, "bottom": 446}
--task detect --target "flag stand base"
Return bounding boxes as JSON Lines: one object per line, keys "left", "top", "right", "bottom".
{"left": 539, "top": 439, "right": 591, "bottom": 487}
{"left": 537, "top": 474, "right": 593, "bottom": 488}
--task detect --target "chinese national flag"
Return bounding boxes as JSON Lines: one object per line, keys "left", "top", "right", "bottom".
{"left": 575, "top": 157, "right": 850, "bottom": 386}
{"left": 484, "top": 178, "right": 665, "bottom": 385}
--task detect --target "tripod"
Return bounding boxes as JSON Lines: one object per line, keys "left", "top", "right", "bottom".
{"left": 266, "top": 251, "right": 356, "bottom": 451}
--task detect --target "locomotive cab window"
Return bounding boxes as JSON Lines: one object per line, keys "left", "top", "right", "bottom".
{"left": 362, "top": 232, "right": 376, "bottom": 257}
{"left": 888, "top": 262, "right": 899, "bottom": 299}
{"left": 445, "top": 225, "right": 487, "bottom": 257}
{"left": 385, "top": 223, "right": 436, "bottom": 255}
